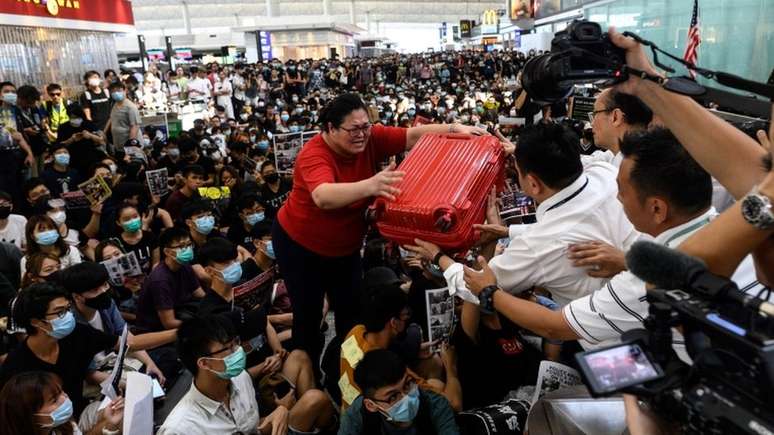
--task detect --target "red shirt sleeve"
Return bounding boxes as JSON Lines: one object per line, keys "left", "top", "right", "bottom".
{"left": 298, "top": 148, "right": 336, "bottom": 194}
{"left": 371, "top": 125, "right": 407, "bottom": 161}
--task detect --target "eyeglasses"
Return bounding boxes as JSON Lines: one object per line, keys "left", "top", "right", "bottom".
{"left": 201, "top": 338, "right": 241, "bottom": 357}
{"left": 46, "top": 304, "right": 72, "bottom": 320}
{"left": 588, "top": 109, "right": 613, "bottom": 122}
{"left": 170, "top": 241, "right": 193, "bottom": 250}
{"left": 338, "top": 123, "right": 372, "bottom": 138}
{"left": 369, "top": 376, "right": 417, "bottom": 405}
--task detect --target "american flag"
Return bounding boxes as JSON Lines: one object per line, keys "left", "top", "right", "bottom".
{"left": 683, "top": 0, "right": 701, "bottom": 79}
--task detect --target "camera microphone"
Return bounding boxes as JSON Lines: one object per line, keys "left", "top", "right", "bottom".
{"left": 626, "top": 241, "right": 774, "bottom": 317}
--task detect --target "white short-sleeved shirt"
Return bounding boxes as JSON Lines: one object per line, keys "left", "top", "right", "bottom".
{"left": 562, "top": 208, "right": 769, "bottom": 350}
{"left": 0, "top": 214, "right": 27, "bottom": 250}
{"left": 20, "top": 244, "right": 82, "bottom": 277}
{"left": 158, "top": 371, "right": 260, "bottom": 435}
{"left": 188, "top": 78, "right": 213, "bottom": 102}
{"left": 445, "top": 162, "right": 640, "bottom": 306}
{"left": 581, "top": 150, "right": 623, "bottom": 169}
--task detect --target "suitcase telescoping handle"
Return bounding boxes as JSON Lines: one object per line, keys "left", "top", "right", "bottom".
{"left": 443, "top": 133, "right": 473, "bottom": 141}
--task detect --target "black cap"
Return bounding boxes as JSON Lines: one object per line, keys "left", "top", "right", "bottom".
{"left": 363, "top": 267, "right": 402, "bottom": 292}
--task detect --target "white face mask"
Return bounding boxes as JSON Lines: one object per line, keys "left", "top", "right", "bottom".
{"left": 49, "top": 211, "right": 66, "bottom": 226}
{"left": 88, "top": 78, "right": 101, "bottom": 87}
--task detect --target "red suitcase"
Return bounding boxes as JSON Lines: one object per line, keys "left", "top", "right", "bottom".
{"left": 373, "top": 133, "right": 505, "bottom": 252}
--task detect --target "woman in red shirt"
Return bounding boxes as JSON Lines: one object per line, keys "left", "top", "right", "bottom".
{"left": 273, "top": 93, "right": 485, "bottom": 368}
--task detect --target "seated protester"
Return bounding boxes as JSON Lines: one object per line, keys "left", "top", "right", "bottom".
{"left": 20, "top": 215, "right": 82, "bottom": 277}
{"left": 157, "top": 139, "right": 183, "bottom": 176}
{"left": 114, "top": 203, "right": 160, "bottom": 275}
{"left": 19, "top": 252, "right": 60, "bottom": 289}
{"left": 0, "top": 371, "right": 123, "bottom": 435}
{"left": 249, "top": 222, "right": 293, "bottom": 341}
{"left": 0, "top": 240, "right": 22, "bottom": 291}
{"left": 339, "top": 278, "right": 462, "bottom": 412}
{"left": 219, "top": 165, "right": 259, "bottom": 216}
{"left": 21, "top": 177, "right": 52, "bottom": 216}
{"left": 258, "top": 160, "right": 292, "bottom": 221}
{"left": 56, "top": 103, "right": 107, "bottom": 177}
{"left": 112, "top": 181, "right": 173, "bottom": 236}
{"left": 135, "top": 226, "right": 205, "bottom": 333}
{"left": 40, "top": 143, "right": 81, "bottom": 199}
{"left": 39, "top": 198, "right": 98, "bottom": 249}
{"left": 0, "top": 190, "right": 28, "bottom": 250}
{"left": 165, "top": 164, "right": 205, "bottom": 222}
{"left": 409, "top": 122, "right": 640, "bottom": 307}
{"left": 177, "top": 138, "right": 216, "bottom": 186}
{"left": 459, "top": 128, "right": 762, "bottom": 355}
{"left": 94, "top": 239, "right": 140, "bottom": 321}
{"left": 195, "top": 238, "right": 315, "bottom": 395}
{"left": 0, "top": 281, "right": 173, "bottom": 416}
{"left": 453, "top": 298, "right": 542, "bottom": 410}
{"left": 226, "top": 193, "right": 267, "bottom": 254}
{"left": 159, "top": 314, "right": 335, "bottom": 435}
{"left": 59, "top": 262, "right": 169, "bottom": 385}
{"left": 339, "top": 349, "right": 459, "bottom": 435}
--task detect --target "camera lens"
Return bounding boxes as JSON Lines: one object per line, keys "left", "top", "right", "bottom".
{"left": 521, "top": 54, "right": 574, "bottom": 104}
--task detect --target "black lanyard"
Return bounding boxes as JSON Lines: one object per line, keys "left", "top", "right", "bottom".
{"left": 544, "top": 177, "right": 589, "bottom": 213}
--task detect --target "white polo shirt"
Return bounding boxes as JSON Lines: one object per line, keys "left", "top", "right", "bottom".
{"left": 158, "top": 371, "right": 260, "bottom": 435}
{"left": 188, "top": 77, "right": 213, "bottom": 103}
{"left": 445, "top": 161, "right": 640, "bottom": 307}
{"left": 581, "top": 149, "right": 623, "bottom": 169}
{"left": 562, "top": 208, "right": 769, "bottom": 350}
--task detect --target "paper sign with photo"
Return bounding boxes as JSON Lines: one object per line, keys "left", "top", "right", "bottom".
{"left": 145, "top": 168, "right": 169, "bottom": 197}
{"left": 198, "top": 186, "right": 231, "bottom": 200}
{"left": 273, "top": 131, "right": 316, "bottom": 174}
{"left": 530, "top": 361, "right": 583, "bottom": 406}
{"left": 425, "top": 287, "right": 456, "bottom": 351}
{"left": 77, "top": 175, "right": 112, "bottom": 205}
{"left": 101, "top": 252, "right": 143, "bottom": 287}
{"left": 101, "top": 325, "right": 129, "bottom": 400}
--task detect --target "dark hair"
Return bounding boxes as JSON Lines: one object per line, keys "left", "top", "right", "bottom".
{"left": 21, "top": 252, "right": 60, "bottom": 289}
{"left": 0, "top": 190, "right": 11, "bottom": 202}
{"left": 514, "top": 123, "right": 583, "bottom": 190}
{"left": 178, "top": 138, "right": 198, "bottom": 155}
{"left": 108, "top": 81, "right": 125, "bottom": 91}
{"left": 49, "top": 142, "right": 68, "bottom": 155}
{"left": 83, "top": 70, "right": 100, "bottom": 81}
{"left": 158, "top": 226, "right": 191, "bottom": 250}
{"left": 25, "top": 215, "right": 68, "bottom": 257}
{"left": 65, "top": 103, "right": 85, "bottom": 119}
{"left": 620, "top": 127, "right": 712, "bottom": 217}
{"left": 177, "top": 314, "right": 237, "bottom": 376}
{"left": 181, "top": 199, "right": 212, "bottom": 221}
{"left": 13, "top": 281, "right": 70, "bottom": 333}
{"left": 94, "top": 239, "right": 125, "bottom": 262}
{"left": 115, "top": 203, "right": 140, "bottom": 226}
{"left": 46, "top": 83, "right": 62, "bottom": 94}
{"left": 317, "top": 93, "right": 367, "bottom": 132}
{"left": 361, "top": 283, "right": 408, "bottom": 333}
{"left": 198, "top": 238, "right": 238, "bottom": 267}
{"left": 353, "top": 349, "right": 406, "bottom": 397}
{"left": 59, "top": 261, "right": 109, "bottom": 295}
{"left": 259, "top": 160, "right": 276, "bottom": 174}
{"left": 0, "top": 372, "right": 73, "bottom": 435}
{"left": 234, "top": 194, "right": 262, "bottom": 214}
{"left": 603, "top": 91, "right": 653, "bottom": 128}
{"left": 249, "top": 221, "right": 273, "bottom": 240}
{"left": 16, "top": 85, "right": 40, "bottom": 102}
{"left": 21, "top": 177, "right": 46, "bottom": 201}
{"left": 181, "top": 164, "right": 205, "bottom": 178}
{"left": 0, "top": 81, "right": 15, "bottom": 91}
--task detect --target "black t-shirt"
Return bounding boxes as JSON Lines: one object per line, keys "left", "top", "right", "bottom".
{"left": 260, "top": 178, "right": 292, "bottom": 220}
{"left": 79, "top": 89, "right": 112, "bottom": 131}
{"left": 453, "top": 316, "right": 542, "bottom": 410}
{"left": 40, "top": 164, "right": 81, "bottom": 198}
{"left": 176, "top": 155, "right": 216, "bottom": 177}
{"left": 0, "top": 323, "right": 117, "bottom": 415}
{"left": 56, "top": 120, "right": 107, "bottom": 176}
{"left": 120, "top": 231, "right": 158, "bottom": 275}
{"left": 226, "top": 222, "right": 255, "bottom": 254}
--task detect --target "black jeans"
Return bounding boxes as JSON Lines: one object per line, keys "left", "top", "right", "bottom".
{"left": 272, "top": 220, "right": 361, "bottom": 372}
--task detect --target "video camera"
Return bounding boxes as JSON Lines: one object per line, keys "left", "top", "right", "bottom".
{"left": 521, "top": 20, "right": 628, "bottom": 104}
{"left": 574, "top": 241, "right": 774, "bottom": 434}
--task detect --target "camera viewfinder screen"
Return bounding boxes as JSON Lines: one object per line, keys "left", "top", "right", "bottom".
{"left": 581, "top": 343, "right": 661, "bottom": 392}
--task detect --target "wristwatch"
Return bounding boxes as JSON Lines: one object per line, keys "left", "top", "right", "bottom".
{"left": 478, "top": 285, "right": 499, "bottom": 315}
{"left": 432, "top": 251, "right": 446, "bottom": 267}
{"left": 741, "top": 185, "right": 774, "bottom": 230}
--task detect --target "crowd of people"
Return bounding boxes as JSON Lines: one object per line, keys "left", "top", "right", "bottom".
{"left": 0, "top": 26, "right": 771, "bottom": 435}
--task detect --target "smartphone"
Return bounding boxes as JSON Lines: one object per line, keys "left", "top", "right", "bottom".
{"left": 575, "top": 341, "right": 665, "bottom": 395}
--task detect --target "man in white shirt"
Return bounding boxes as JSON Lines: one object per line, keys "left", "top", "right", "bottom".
{"left": 459, "top": 128, "right": 761, "bottom": 351}
{"left": 409, "top": 122, "right": 639, "bottom": 306}
{"left": 159, "top": 314, "right": 333, "bottom": 435}
{"left": 0, "top": 191, "right": 26, "bottom": 250}
{"left": 582, "top": 89, "right": 652, "bottom": 169}
{"left": 214, "top": 70, "right": 234, "bottom": 120}
{"left": 187, "top": 68, "right": 213, "bottom": 105}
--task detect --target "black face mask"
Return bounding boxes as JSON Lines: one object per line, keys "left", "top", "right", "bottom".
{"left": 0, "top": 206, "right": 11, "bottom": 219}
{"left": 264, "top": 173, "right": 280, "bottom": 184}
{"left": 84, "top": 291, "right": 113, "bottom": 311}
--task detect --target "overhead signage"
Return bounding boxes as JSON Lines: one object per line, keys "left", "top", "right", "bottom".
{"left": 460, "top": 20, "right": 472, "bottom": 38}
{"left": 481, "top": 9, "right": 499, "bottom": 35}
{"left": 0, "top": 0, "right": 135, "bottom": 32}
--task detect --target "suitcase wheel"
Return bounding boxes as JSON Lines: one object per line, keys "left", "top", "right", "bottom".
{"left": 433, "top": 208, "right": 456, "bottom": 233}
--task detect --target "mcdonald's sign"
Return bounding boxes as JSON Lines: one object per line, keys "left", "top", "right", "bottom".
{"left": 481, "top": 9, "right": 499, "bottom": 35}
{"left": 459, "top": 19, "right": 472, "bottom": 38}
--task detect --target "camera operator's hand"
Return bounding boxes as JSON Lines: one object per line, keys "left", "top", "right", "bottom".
{"left": 607, "top": 27, "right": 662, "bottom": 96}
